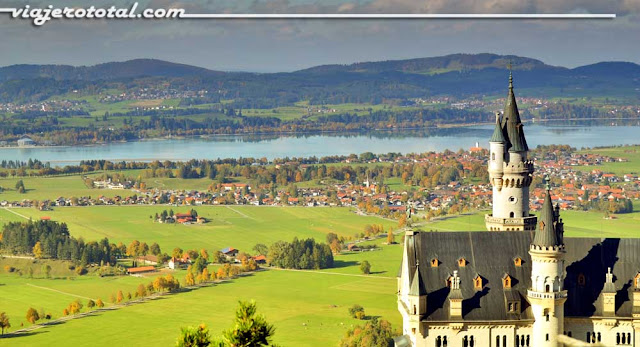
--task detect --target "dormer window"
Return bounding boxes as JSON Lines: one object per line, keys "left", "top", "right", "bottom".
{"left": 634, "top": 272, "right": 640, "bottom": 288}
{"left": 458, "top": 257, "right": 467, "bottom": 267}
{"left": 473, "top": 275, "right": 483, "bottom": 290}
{"left": 503, "top": 274, "right": 512, "bottom": 289}
{"left": 431, "top": 258, "right": 439, "bottom": 268}
{"left": 514, "top": 257, "right": 522, "bottom": 267}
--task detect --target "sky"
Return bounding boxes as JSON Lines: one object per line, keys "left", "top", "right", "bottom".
{"left": 0, "top": 0, "right": 638, "bottom": 72}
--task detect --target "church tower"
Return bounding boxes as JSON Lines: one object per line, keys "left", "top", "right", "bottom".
{"left": 527, "top": 183, "right": 567, "bottom": 347}
{"left": 485, "top": 72, "right": 537, "bottom": 231}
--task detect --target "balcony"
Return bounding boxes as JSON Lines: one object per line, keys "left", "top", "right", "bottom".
{"left": 527, "top": 290, "right": 568, "bottom": 300}
{"left": 485, "top": 214, "right": 537, "bottom": 226}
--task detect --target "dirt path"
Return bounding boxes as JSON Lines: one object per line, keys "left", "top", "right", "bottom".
{"left": 26, "top": 283, "right": 96, "bottom": 301}
{"left": 226, "top": 206, "right": 255, "bottom": 220}
{"left": 3, "top": 207, "right": 30, "bottom": 220}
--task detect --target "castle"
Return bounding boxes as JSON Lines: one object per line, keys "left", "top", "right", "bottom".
{"left": 396, "top": 74, "right": 640, "bottom": 347}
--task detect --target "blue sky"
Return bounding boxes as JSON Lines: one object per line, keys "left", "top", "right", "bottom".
{"left": 0, "top": 0, "right": 638, "bottom": 71}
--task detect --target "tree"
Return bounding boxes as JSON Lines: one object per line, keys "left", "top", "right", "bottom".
{"left": 348, "top": 304, "right": 366, "bottom": 320}
{"left": 127, "top": 240, "right": 141, "bottom": 258}
{"left": 32, "top": 241, "right": 43, "bottom": 258}
{"left": 137, "top": 283, "right": 147, "bottom": 298}
{"left": 96, "top": 298, "right": 104, "bottom": 308}
{"left": 360, "top": 260, "right": 371, "bottom": 275}
{"left": 185, "top": 272, "right": 196, "bottom": 286}
{"left": 0, "top": 312, "right": 10, "bottom": 334}
{"left": 173, "top": 247, "right": 184, "bottom": 259}
{"left": 63, "top": 308, "right": 69, "bottom": 316}
{"left": 26, "top": 307, "right": 39, "bottom": 324}
{"left": 340, "top": 318, "right": 395, "bottom": 347}
{"left": 200, "top": 249, "right": 209, "bottom": 261}
{"left": 150, "top": 242, "right": 162, "bottom": 256}
{"left": 176, "top": 324, "right": 211, "bottom": 347}
{"left": 87, "top": 299, "right": 95, "bottom": 309}
{"left": 116, "top": 290, "right": 124, "bottom": 303}
{"left": 386, "top": 230, "right": 395, "bottom": 244}
{"left": 221, "top": 301, "right": 275, "bottom": 347}
{"left": 41, "top": 264, "right": 51, "bottom": 278}
{"left": 252, "top": 244, "right": 268, "bottom": 256}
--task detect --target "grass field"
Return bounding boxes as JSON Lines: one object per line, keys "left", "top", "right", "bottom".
{"left": 0, "top": 175, "right": 127, "bottom": 202}
{"left": 4, "top": 206, "right": 396, "bottom": 255}
{"left": 576, "top": 145, "right": 640, "bottom": 175}
{"left": 423, "top": 202, "right": 640, "bottom": 238}
{"left": 1, "top": 268, "right": 399, "bottom": 347}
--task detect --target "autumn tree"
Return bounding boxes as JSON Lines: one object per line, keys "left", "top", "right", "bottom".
{"left": 127, "top": 240, "right": 141, "bottom": 258}
{"left": 25, "top": 307, "right": 39, "bottom": 324}
{"left": 387, "top": 229, "right": 395, "bottom": 244}
{"left": 32, "top": 241, "right": 43, "bottom": 258}
{"left": 200, "top": 249, "right": 209, "bottom": 261}
{"left": 116, "top": 290, "right": 124, "bottom": 303}
{"left": 96, "top": 298, "right": 104, "bottom": 308}
{"left": 137, "top": 283, "right": 147, "bottom": 298}
{"left": 185, "top": 272, "right": 196, "bottom": 286}
{"left": 62, "top": 308, "right": 69, "bottom": 316}
{"left": 340, "top": 317, "right": 395, "bottom": 347}
{"left": 0, "top": 312, "right": 10, "bottom": 335}
{"left": 87, "top": 299, "right": 95, "bottom": 310}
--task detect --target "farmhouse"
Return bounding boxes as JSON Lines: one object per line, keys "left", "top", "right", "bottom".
{"left": 127, "top": 266, "right": 156, "bottom": 275}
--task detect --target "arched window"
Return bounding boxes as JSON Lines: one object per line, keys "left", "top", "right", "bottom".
{"left": 545, "top": 284, "right": 550, "bottom": 293}
{"left": 620, "top": 332, "right": 624, "bottom": 344}
{"left": 515, "top": 335, "right": 520, "bottom": 347}
{"left": 510, "top": 211, "right": 515, "bottom": 218}
{"left": 463, "top": 336, "right": 468, "bottom": 347}
{"left": 526, "top": 335, "right": 530, "bottom": 346}
{"left": 587, "top": 332, "right": 592, "bottom": 343}
{"left": 627, "top": 333, "right": 631, "bottom": 344}
{"left": 503, "top": 335, "right": 507, "bottom": 347}
{"left": 597, "top": 332, "right": 601, "bottom": 342}
{"left": 470, "top": 336, "right": 475, "bottom": 347}
{"left": 496, "top": 335, "right": 500, "bottom": 347}
{"left": 443, "top": 336, "right": 448, "bottom": 347}
{"left": 436, "top": 336, "right": 442, "bottom": 347}
{"left": 413, "top": 305, "right": 416, "bottom": 314}
{"left": 617, "top": 333, "right": 620, "bottom": 345}
{"left": 546, "top": 334, "right": 549, "bottom": 341}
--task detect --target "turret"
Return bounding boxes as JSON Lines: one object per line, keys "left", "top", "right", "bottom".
{"left": 528, "top": 182, "right": 567, "bottom": 347}
{"left": 489, "top": 112, "right": 505, "bottom": 182}
{"left": 485, "top": 71, "right": 536, "bottom": 231}
{"left": 408, "top": 262, "right": 427, "bottom": 317}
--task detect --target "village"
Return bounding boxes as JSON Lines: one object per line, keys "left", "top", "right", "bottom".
{"left": 2, "top": 146, "right": 638, "bottom": 221}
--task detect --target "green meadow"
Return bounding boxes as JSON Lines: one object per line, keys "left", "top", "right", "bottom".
{"left": 1, "top": 269, "right": 399, "bottom": 347}
{"left": 423, "top": 202, "right": 640, "bottom": 238}
{"left": 575, "top": 145, "right": 640, "bottom": 176}
{"left": 3, "top": 206, "right": 395, "bottom": 257}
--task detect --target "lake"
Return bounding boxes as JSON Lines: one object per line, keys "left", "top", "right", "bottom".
{"left": 3, "top": 121, "right": 640, "bottom": 166}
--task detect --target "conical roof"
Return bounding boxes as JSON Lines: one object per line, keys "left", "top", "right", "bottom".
{"left": 409, "top": 265, "right": 427, "bottom": 296}
{"left": 490, "top": 114, "right": 506, "bottom": 143}
{"left": 533, "top": 188, "right": 561, "bottom": 247}
{"left": 501, "top": 72, "right": 529, "bottom": 152}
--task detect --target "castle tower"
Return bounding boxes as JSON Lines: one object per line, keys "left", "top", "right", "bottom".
{"left": 527, "top": 184, "right": 567, "bottom": 347}
{"left": 485, "top": 72, "right": 537, "bottom": 231}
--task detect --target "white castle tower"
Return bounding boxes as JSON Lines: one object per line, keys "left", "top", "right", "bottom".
{"left": 527, "top": 182, "right": 567, "bottom": 347}
{"left": 485, "top": 72, "right": 537, "bottom": 231}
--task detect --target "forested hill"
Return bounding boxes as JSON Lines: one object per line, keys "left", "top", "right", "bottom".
{"left": 0, "top": 53, "right": 639, "bottom": 104}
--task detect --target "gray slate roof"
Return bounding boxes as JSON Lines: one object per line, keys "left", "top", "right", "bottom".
{"left": 404, "top": 231, "right": 640, "bottom": 321}
{"left": 500, "top": 73, "right": 529, "bottom": 152}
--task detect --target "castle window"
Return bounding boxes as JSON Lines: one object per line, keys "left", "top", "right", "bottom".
{"left": 458, "top": 257, "right": 467, "bottom": 267}
{"left": 503, "top": 336, "right": 506, "bottom": 347}
{"left": 413, "top": 305, "right": 416, "bottom": 315}
{"left": 510, "top": 212, "right": 515, "bottom": 218}
{"left": 578, "top": 273, "right": 586, "bottom": 286}
{"left": 496, "top": 336, "right": 500, "bottom": 347}
{"left": 492, "top": 153, "right": 496, "bottom": 161}
{"left": 598, "top": 332, "right": 601, "bottom": 342}
{"left": 436, "top": 336, "right": 442, "bottom": 347}
{"left": 587, "top": 332, "right": 591, "bottom": 343}
{"left": 546, "top": 334, "right": 549, "bottom": 341}
{"left": 634, "top": 272, "right": 640, "bottom": 288}
{"left": 431, "top": 258, "right": 439, "bottom": 267}
{"left": 514, "top": 257, "right": 522, "bottom": 267}
{"left": 508, "top": 196, "right": 517, "bottom": 204}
